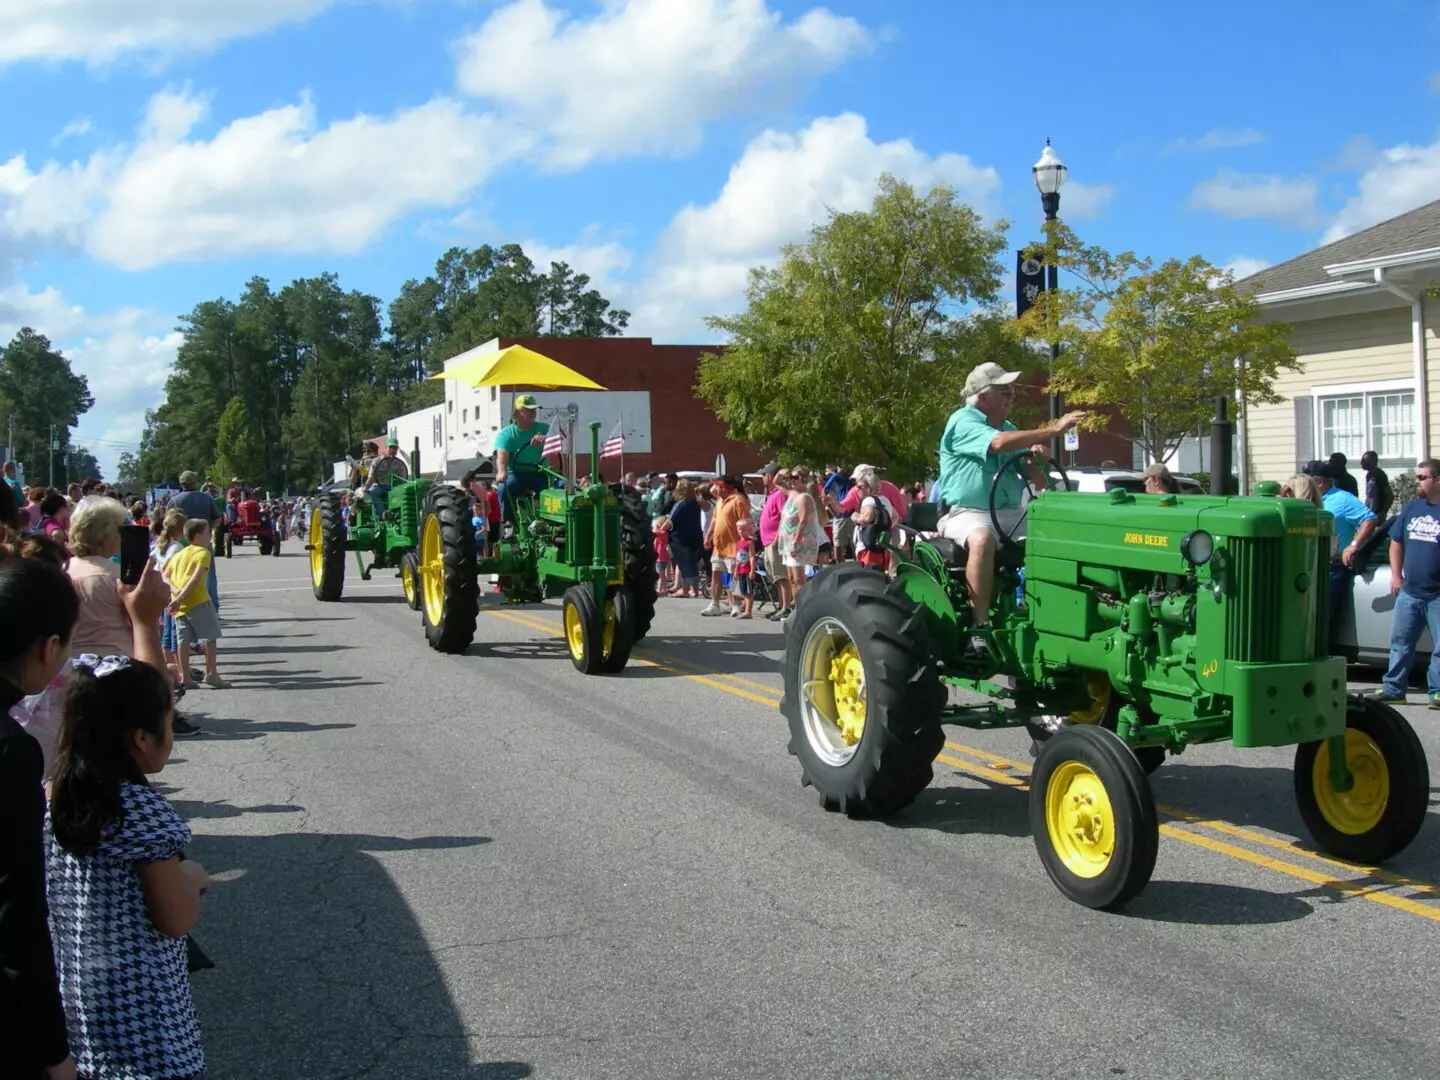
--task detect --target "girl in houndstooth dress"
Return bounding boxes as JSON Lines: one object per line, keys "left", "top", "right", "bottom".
{"left": 46, "top": 656, "right": 209, "bottom": 1080}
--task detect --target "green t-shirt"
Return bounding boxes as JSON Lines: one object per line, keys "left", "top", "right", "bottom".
{"left": 494, "top": 421, "right": 550, "bottom": 472}
{"left": 938, "top": 405, "right": 1025, "bottom": 510}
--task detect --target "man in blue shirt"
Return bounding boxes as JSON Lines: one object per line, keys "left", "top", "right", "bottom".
{"left": 937, "top": 362, "right": 1085, "bottom": 653}
{"left": 1304, "top": 458, "right": 1377, "bottom": 658}
{"left": 1374, "top": 458, "right": 1440, "bottom": 705}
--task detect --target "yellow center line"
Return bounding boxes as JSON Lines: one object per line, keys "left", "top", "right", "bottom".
{"left": 475, "top": 609, "right": 1439, "bottom": 920}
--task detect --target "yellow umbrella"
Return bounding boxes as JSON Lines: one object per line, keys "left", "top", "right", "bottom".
{"left": 429, "top": 344, "right": 606, "bottom": 390}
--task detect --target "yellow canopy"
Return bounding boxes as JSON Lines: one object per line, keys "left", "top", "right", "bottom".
{"left": 429, "top": 344, "right": 606, "bottom": 390}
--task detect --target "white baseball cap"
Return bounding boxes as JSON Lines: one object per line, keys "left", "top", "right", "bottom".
{"left": 964, "top": 362, "right": 1021, "bottom": 397}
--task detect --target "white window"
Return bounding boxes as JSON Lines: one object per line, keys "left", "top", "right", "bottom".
{"left": 1317, "top": 388, "right": 1416, "bottom": 469}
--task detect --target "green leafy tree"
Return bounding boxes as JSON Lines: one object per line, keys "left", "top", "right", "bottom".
{"left": 0, "top": 328, "right": 94, "bottom": 486}
{"left": 697, "top": 174, "right": 1022, "bottom": 478}
{"left": 1013, "top": 222, "right": 1299, "bottom": 464}
{"left": 68, "top": 447, "right": 100, "bottom": 484}
{"left": 212, "top": 396, "right": 268, "bottom": 487}
{"left": 116, "top": 452, "right": 141, "bottom": 489}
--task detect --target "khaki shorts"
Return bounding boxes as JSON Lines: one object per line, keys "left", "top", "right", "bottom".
{"left": 938, "top": 507, "right": 1026, "bottom": 547}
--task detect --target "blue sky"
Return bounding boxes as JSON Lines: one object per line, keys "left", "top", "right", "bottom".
{"left": 2, "top": 0, "right": 1438, "bottom": 476}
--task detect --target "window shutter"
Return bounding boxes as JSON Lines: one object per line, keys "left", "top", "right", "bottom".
{"left": 1293, "top": 395, "right": 1314, "bottom": 471}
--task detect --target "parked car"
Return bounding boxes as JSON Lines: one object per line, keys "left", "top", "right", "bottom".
{"left": 1064, "top": 467, "right": 1207, "bottom": 496}
{"left": 1338, "top": 516, "right": 1429, "bottom": 668}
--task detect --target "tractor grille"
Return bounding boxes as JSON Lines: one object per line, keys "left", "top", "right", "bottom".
{"left": 1225, "top": 537, "right": 1282, "bottom": 662}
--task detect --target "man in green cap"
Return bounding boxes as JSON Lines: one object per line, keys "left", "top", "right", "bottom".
{"left": 494, "top": 394, "right": 553, "bottom": 518}
{"left": 361, "top": 435, "right": 410, "bottom": 516}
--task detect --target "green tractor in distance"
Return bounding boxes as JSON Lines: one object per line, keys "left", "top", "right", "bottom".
{"left": 412, "top": 420, "right": 657, "bottom": 672}
{"left": 308, "top": 444, "right": 432, "bottom": 607}
{"left": 781, "top": 456, "right": 1430, "bottom": 910}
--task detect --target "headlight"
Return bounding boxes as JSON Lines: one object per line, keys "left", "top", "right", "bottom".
{"left": 1181, "top": 530, "right": 1214, "bottom": 566}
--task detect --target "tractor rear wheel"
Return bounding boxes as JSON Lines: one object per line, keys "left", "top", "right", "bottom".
{"left": 1030, "top": 724, "right": 1159, "bottom": 910}
{"left": 781, "top": 564, "right": 946, "bottom": 817}
{"left": 400, "top": 551, "right": 422, "bottom": 610}
{"left": 309, "top": 493, "right": 345, "bottom": 601}
{"left": 1294, "top": 695, "right": 1429, "bottom": 863}
{"left": 612, "top": 484, "right": 657, "bottom": 641}
{"left": 418, "top": 485, "right": 478, "bottom": 653}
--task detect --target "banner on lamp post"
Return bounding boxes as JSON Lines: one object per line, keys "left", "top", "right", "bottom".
{"left": 1016, "top": 251, "right": 1046, "bottom": 318}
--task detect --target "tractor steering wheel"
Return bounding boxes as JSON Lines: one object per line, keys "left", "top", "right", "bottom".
{"left": 987, "top": 451, "right": 1071, "bottom": 550}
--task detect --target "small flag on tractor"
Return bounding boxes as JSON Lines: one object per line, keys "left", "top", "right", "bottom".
{"left": 600, "top": 419, "right": 625, "bottom": 460}
{"left": 541, "top": 426, "right": 565, "bottom": 458}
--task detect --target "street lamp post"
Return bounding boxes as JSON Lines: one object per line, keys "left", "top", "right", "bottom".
{"left": 1033, "top": 140, "right": 1067, "bottom": 459}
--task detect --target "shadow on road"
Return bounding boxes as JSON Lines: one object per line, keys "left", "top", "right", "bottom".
{"left": 464, "top": 640, "right": 571, "bottom": 661}
{"left": 883, "top": 783, "right": 1032, "bottom": 838}
{"left": 1121, "top": 881, "right": 1313, "bottom": 924}
{"left": 222, "top": 617, "right": 347, "bottom": 627}
{"left": 341, "top": 594, "right": 408, "bottom": 605}
{"left": 167, "top": 799, "right": 305, "bottom": 820}
{"left": 224, "top": 643, "right": 355, "bottom": 655}
{"left": 189, "top": 720, "right": 359, "bottom": 740}
{"left": 188, "top": 831, "right": 529, "bottom": 1079}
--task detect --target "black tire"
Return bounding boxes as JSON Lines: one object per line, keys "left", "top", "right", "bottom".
{"left": 258, "top": 535, "right": 273, "bottom": 556}
{"left": 611, "top": 484, "right": 658, "bottom": 641}
{"left": 598, "top": 586, "right": 638, "bottom": 674}
{"left": 1030, "top": 725, "right": 1159, "bottom": 910}
{"left": 781, "top": 564, "right": 946, "bottom": 817}
{"left": 1294, "top": 695, "right": 1429, "bottom": 863}
{"left": 401, "top": 551, "right": 422, "bottom": 611}
{"left": 562, "top": 583, "right": 605, "bottom": 675}
{"left": 310, "top": 492, "right": 345, "bottom": 601}
{"left": 222, "top": 530, "right": 233, "bottom": 558}
{"left": 419, "top": 485, "right": 478, "bottom": 653}
{"left": 271, "top": 532, "right": 281, "bottom": 557}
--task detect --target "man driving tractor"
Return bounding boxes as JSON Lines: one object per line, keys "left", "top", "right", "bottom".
{"left": 936, "top": 362, "right": 1086, "bottom": 656}
{"left": 361, "top": 436, "right": 409, "bottom": 516}
{"left": 493, "top": 394, "right": 556, "bottom": 519}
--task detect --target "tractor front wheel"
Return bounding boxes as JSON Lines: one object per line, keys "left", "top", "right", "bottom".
{"left": 258, "top": 535, "right": 273, "bottom": 556}
{"left": 309, "top": 493, "right": 345, "bottom": 601}
{"left": 1030, "top": 724, "right": 1159, "bottom": 910}
{"left": 401, "top": 551, "right": 422, "bottom": 611}
{"left": 419, "top": 486, "right": 478, "bottom": 653}
{"left": 780, "top": 564, "right": 946, "bottom": 817}
{"left": 1294, "top": 695, "right": 1429, "bottom": 863}
{"left": 562, "top": 583, "right": 636, "bottom": 675}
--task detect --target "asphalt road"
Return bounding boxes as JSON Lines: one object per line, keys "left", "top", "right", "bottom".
{"left": 166, "top": 543, "right": 1440, "bottom": 1080}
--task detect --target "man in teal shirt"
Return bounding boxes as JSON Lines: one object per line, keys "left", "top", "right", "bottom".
{"left": 494, "top": 394, "right": 553, "bottom": 519}
{"left": 937, "top": 362, "right": 1085, "bottom": 647}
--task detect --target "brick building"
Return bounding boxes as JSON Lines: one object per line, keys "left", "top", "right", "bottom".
{"left": 436, "top": 336, "right": 763, "bottom": 480}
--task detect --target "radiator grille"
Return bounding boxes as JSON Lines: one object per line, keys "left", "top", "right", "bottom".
{"left": 1225, "top": 538, "right": 1282, "bottom": 662}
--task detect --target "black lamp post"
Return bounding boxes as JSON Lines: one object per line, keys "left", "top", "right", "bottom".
{"left": 1033, "top": 139, "right": 1067, "bottom": 458}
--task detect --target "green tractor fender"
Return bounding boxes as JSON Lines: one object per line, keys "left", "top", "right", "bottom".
{"left": 892, "top": 545, "right": 962, "bottom": 664}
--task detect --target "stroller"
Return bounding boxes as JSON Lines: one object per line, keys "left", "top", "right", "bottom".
{"left": 749, "top": 547, "right": 783, "bottom": 616}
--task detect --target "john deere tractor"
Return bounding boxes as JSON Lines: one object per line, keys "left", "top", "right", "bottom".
{"left": 308, "top": 448, "right": 432, "bottom": 605}
{"left": 781, "top": 455, "right": 1430, "bottom": 910}
{"left": 409, "top": 421, "right": 657, "bottom": 672}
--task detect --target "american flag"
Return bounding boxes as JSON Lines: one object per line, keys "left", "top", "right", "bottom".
{"left": 600, "top": 419, "right": 625, "bottom": 460}
{"left": 541, "top": 426, "right": 565, "bottom": 458}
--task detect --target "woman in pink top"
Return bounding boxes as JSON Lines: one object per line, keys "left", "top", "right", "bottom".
{"left": 64, "top": 496, "right": 135, "bottom": 658}
{"left": 37, "top": 491, "right": 71, "bottom": 554}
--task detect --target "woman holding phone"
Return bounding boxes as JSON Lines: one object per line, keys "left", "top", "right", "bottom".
{"left": 63, "top": 497, "right": 137, "bottom": 659}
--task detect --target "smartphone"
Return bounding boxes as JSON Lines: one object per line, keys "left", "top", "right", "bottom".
{"left": 119, "top": 524, "right": 151, "bottom": 586}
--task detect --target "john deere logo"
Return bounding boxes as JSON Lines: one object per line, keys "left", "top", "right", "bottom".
{"left": 1123, "top": 532, "right": 1169, "bottom": 548}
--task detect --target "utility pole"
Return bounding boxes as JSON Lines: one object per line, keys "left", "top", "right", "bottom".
{"left": 49, "top": 424, "right": 58, "bottom": 487}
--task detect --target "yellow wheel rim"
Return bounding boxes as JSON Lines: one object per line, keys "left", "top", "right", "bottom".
{"left": 1045, "top": 761, "right": 1115, "bottom": 879}
{"left": 829, "top": 644, "right": 867, "bottom": 746}
{"left": 308, "top": 508, "right": 324, "bottom": 587}
{"left": 401, "top": 560, "right": 416, "bottom": 605}
{"left": 602, "top": 597, "right": 617, "bottom": 657}
{"left": 1069, "top": 672, "right": 1111, "bottom": 725}
{"left": 1312, "top": 729, "right": 1390, "bottom": 835}
{"left": 420, "top": 514, "right": 445, "bottom": 626}
{"left": 564, "top": 601, "right": 585, "bottom": 660}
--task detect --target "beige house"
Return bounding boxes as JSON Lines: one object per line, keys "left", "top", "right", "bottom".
{"left": 1235, "top": 199, "right": 1440, "bottom": 488}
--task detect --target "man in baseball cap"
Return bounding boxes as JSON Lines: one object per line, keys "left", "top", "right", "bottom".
{"left": 362, "top": 433, "right": 410, "bottom": 516}
{"left": 1139, "top": 462, "right": 1179, "bottom": 495}
{"left": 494, "top": 394, "right": 552, "bottom": 518}
{"left": 936, "top": 361, "right": 1086, "bottom": 660}
{"left": 1302, "top": 458, "right": 1377, "bottom": 656}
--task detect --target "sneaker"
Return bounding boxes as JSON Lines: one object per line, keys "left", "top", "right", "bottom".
{"left": 766, "top": 609, "right": 785, "bottom": 622}
{"left": 202, "top": 673, "right": 232, "bottom": 689}
{"left": 700, "top": 604, "right": 725, "bottom": 617}
{"left": 1367, "top": 688, "right": 1406, "bottom": 704}
{"left": 173, "top": 714, "right": 203, "bottom": 737}
{"left": 1429, "top": 693, "right": 1440, "bottom": 710}
{"left": 729, "top": 607, "right": 742, "bottom": 618}
{"left": 962, "top": 625, "right": 994, "bottom": 664}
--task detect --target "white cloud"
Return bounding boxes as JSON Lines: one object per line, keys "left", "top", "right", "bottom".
{"left": 1217, "top": 255, "right": 1270, "bottom": 281}
{"left": 455, "top": 0, "right": 872, "bottom": 168}
{"left": 1186, "top": 168, "right": 1323, "bottom": 228}
{"left": 52, "top": 117, "right": 93, "bottom": 145}
{"left": 0, "top": 283, "right": 177, "bottom": 477}
{"left": 1324, "top": 135, "right": 1380, "bottom": 172}
{"left": 1322, "top": 135, "right": 1440, "bottom": 243}
{"left": 1163, "top": 127, "right": 1267, "bottom": 154}
{"left": 1059, "top": 180, "right": 1114, "bottom": 220}
{"left": 0, "top": 0, "right": 410, "bottom": 66}
{"left": 2, "top": 87, "right": 533, "bottom": 270}
{"left": 630, "top": 112, "right": 998, "bottom": 341}
{"left": 524, "top": 229, "right": 634, "bottom": 298}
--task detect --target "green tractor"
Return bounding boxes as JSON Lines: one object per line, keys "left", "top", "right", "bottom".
{"left": 307, "top": 452, "right": 433, "bottom": 608}
{"left": 409, "top": 421, "right": 657, "bottom": 671}
{"left": 781, "top": 456, "right": 1430, "bottom": 910}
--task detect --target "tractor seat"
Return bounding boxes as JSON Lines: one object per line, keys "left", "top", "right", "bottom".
{"left": 928, "top": 537, "right": 967, "bottom": 569}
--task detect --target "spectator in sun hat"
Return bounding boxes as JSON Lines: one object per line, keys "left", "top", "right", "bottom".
{"left": 1140, "top": 463, "right": 1180, "bottom": 495}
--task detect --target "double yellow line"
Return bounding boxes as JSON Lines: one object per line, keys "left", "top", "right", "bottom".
{"left": 482, "top": 607, "right": 1440, "bottom": 924}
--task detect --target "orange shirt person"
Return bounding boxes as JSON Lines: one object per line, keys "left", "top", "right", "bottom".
{"left": 700, "top": 475, "right": 752, "bottom": 616}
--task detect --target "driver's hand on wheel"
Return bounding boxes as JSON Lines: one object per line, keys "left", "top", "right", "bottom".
{"left": 1028, "top": 443, "right": 1048, "bottom": 457}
